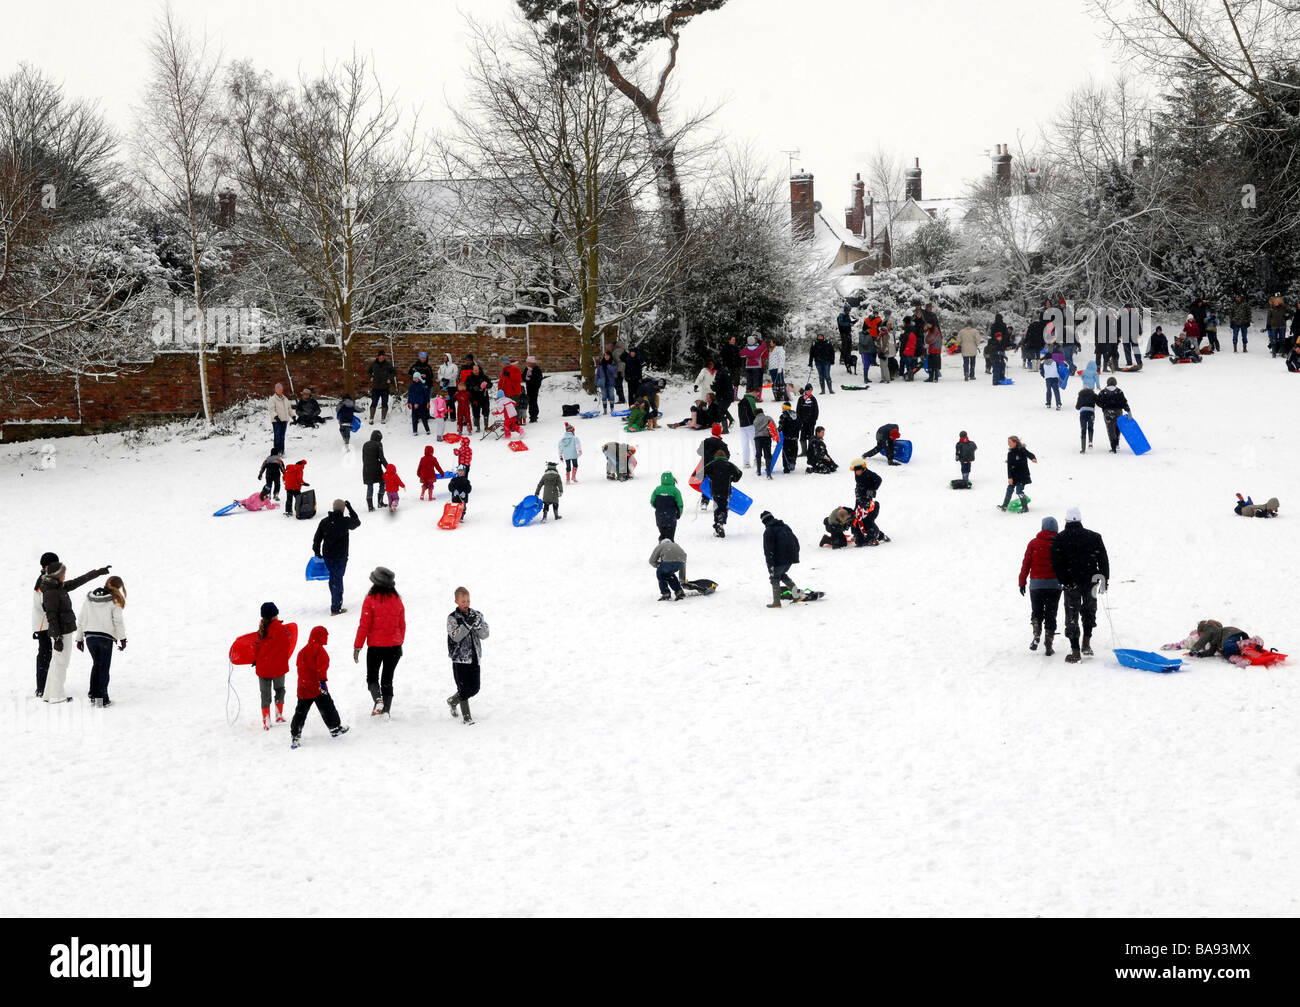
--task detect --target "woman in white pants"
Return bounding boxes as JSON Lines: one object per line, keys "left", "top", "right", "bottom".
{"left": 40, "top": 562, "right": 111, "bottom": 703}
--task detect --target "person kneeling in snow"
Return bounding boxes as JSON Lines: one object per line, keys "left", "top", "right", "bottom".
{"left": 820, "top": 506, "right": 854, "bottom": 549}
{"left": 649, "top": 538, "right": 687, "bottom": 600}
{"left": 805, "top": 426, "right": 838, "bottom": 474}
{"left": 1234, "top": 494, "right": 1279, "bottom": 518}
{"left": 290, "top": 626, "right": 349, "bottom": 749}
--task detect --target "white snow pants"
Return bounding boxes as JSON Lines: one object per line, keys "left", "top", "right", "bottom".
{"left": 740, "top": 425, "right": 755, "bottom": 466}
{"left": 44, "top": 633, "right": 74, "bottom": 702}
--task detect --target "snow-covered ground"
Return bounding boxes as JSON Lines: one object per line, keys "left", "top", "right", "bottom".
{"left": 3, "top": 337, "right": 1298, "bottom": 917}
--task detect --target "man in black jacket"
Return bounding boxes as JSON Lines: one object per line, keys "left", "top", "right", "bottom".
{"left": 313, "top": 500, "right": 361, "bottom": 615}
{"left": 361, "top": 430, "right": 388, "bottom": 511}
{"left": 1096, "top": 377, "right": 1131, "bottom": 453}
{"left": 1050, "top": 507, "right": 1110, "bottom": 663}
{"left": 366, "top": 350, "right": 397, "bottom": 423}
{"left": 795, "top": 386, "right": 819, "bottom": 456}
{"left": 703, "top": 450, "right": 742, "bottom": 538}
{"left": 761, "top": 511, "right": 802, "bottom": 608}
{"left": 523, "top": 356, "right": 544, "bottom": 423}
{"left": 808, "top": 333, "right": 837, "bottom": 394}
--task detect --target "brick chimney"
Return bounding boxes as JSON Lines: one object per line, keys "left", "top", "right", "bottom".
{"left": 993, "top": 143, "right": 1012, "bottom": 188}
{"left": 217, "top": 189, "right": 237, "bottom": 229}
{"left": 904, "top": 157, "right": 922, "bottom": 201}
{"left": 845, "top": 173, "right": 866, "bottom": 236}
{"left": 790, "top": 171, "right": 814, "bottom": 241}
{"left": 867, "top": 191, "right": 875, "bottom": 245}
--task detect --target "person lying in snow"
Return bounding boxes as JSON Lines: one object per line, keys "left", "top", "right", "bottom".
{"left": 236, "top": 488, "right": 276, "bottom": 511}
{"left": 1161, "top": 619, "right": 1274, "bottom": 667}
{"left": 1234, "top": 494, "right": 1279, "bottom": 518}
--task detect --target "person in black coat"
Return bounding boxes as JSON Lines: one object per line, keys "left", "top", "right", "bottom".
{"left": 448, "top": 466, "right": 473, "bottom": 517}
{"left": 805, "top": 426, "right": 838, "bottom": 473}
{"left": 703, "top": 451, "right": 742, "bottom": 537}
{"left": 1049, "top": 507, "right": 1109, "bottom": 662}
{"left": 293, "top": 389, "right": 325, "bottom": 427}
{"left": 795, "top": 387, "right": 819, "bottom": 455}
{"left": 808, "top": 334, "right": 837, "bottom": 394}
{"left": 721, "top": 336, "right": 743, "bottom": 393}
{"left": 778, "top": 406, "right": 800, "bottom": 473}
{"left": 313, "top": 500, "right": 361, "bottom": 614}
{"left": 999, "top": 435, "right": 1037, "bottom": 511}
{"left": 620, "top": 348, "right": 644, "bottom": 391}
{"left": 760, "top": 511, "right": 802, "bottom": 607}
{"left": 712, "top": 366, "right": 735, "bottom": 430}
{"left": 523, "top": 357, "right": 544, "bottom": 423}
{"left": 850, "top": 457, "right": 882, "bottom": 507}
{"left": 1095, "top": 377, "right": 1131, "bottom": 453}
{"left": 361, "top": 430, "right": 388, "bottom": 511}
{"left": 864, "top": 423, "right": 901, "bottom": 465}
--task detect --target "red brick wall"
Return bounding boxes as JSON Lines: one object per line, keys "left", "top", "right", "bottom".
{"left": 1, "top": 324, "right": 589, "bottom": 441}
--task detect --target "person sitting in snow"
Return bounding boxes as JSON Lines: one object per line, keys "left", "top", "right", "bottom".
{"left": 1234, "top": 494, "right": 1279, "bottom": 518}
{"left": 1146, "top": 325, "right": 1170, "bottom": 358}
{"left": 536, "top": 461, "right": 564, "bottom": 521}
{"left": 382, "top": 463, "right": 405, "bottom": 511}
{"left": 805, "top": 426, "right": 838, "bottom": 474}
{"left": 417, "top": 445, "right": 444, "bottom": 500}
{"left": 293, "top": 388, "right": 325, "bottom": 427}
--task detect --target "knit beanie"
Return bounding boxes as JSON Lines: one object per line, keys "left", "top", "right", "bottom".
{"left": 711, "top": 424, "right": 722, "bottom": 436}
{"left": 759, "top": 511, "right": 775, "bottom": 525}
{"left": 260, "top": 602, "right": 279, "bottom": 619}
{"left": 1065, "top": 507, "right": 1082, "bottom": 524}
{"left": 40, "top": 551, "right": 59, "bottom": 569}
{"left": 47, "top": 563, "right": 66, "bottom": 579}
{"left": 1041, "top": 516, "right": 1059, "bottom": 532}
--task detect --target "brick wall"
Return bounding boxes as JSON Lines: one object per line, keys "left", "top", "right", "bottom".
{"left": 2, "top": 323, "right": 589, "bottom": 441}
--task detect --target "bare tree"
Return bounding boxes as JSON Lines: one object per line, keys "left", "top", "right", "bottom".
{"left": 223, "top": 54, "right": 428, "bottom": 399}
{"left": 866, "top": 146, "right": 907, "bottom": 235}
{"left": 136, "top": 3, "right": 224, "bottom": 423}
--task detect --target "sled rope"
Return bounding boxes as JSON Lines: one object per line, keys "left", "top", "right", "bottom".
{"left": 1100, "top": 591, "right": 1120, "bottom": 653}
{"left": 226, "top": 660, "right": 241, "bottom": 727}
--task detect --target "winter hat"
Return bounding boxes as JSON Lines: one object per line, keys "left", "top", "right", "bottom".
{"left": 526, "top": 355, "right": 537, "bottom": 363}
{"left": 260, "top": 601, "right": 279, "bottom": 619}
{"left": 457, "top": 464, "right": 467, "bottom": 473}
{"left": 1187, "top": 315, "right": 1194, "bottom": 321}
{"left": 413, "top": 371, "right": 424, "bottom": 381}
{"left": 46, "top": 563, "right": 67, "bottom": 579}
{"left": 1106, "top": 376, "right": 1117, "bottom": 386}
{"left": 564, "top": 422, "right": 574, "bottom": 432}
{"left": 711, "top": 423, "right": 722, "bottom": 436}
{"left": 850, "top": 457, "right": 866, "bottom": 470}
{"left": 1065, "top": 507, "right": 1082, "bottom": 524}
{"left": 803, "top": 384, "right": 813, "bottom": 392}
{"left": 747, "top": 335, "right": 757, "bottom": 345}
{"left": 781, "top": 403, "right": 792, "bottom": 411}
{"left": 759, "top": 511, "right": 775, "bottom": 525}
{"left": 369, "top": 567, "right": 396, "bottom": 588}
{"left": 546, "top": 461, "right": 558, "bottom": 469}
{"left": 1041, "top": 516, "right": 1059, "bottom": 532}
{"left": 333, "top": 499, "right": 346, "bottom": 512}
{"left": 959, "top": 430, "right": 967, "bottom": 438}
{"left": 40, "top": 551, "right": 59, "bottom": 569}
{"left": 419, "top": 351, "right": 428, "bottom": 358}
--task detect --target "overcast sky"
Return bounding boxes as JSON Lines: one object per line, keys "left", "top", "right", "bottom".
{"left": 3, "top": 0, "right": 1123, "bottom": 204}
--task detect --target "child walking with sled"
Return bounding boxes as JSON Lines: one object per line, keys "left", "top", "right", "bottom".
{"left": 536, "top": 461, "right": 564, "bottom": 521}
{"left": 252, "top": 601, "right": 292, "bottom": 730}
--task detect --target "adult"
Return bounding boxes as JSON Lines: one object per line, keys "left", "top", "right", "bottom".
{"left": 1022, "top": 315, "right": 1045, "bottom": 370}
{"left": 620, "top": 347, "right": 644, "bottom": 396}
{"left": 859, "top": 311, "right": 881, "bottom": 384}
{"left": 704, "top": 450, "right": 742, "bottom": 538}
{"left": 795, "top": 385, "right": 819, "bottom": 456}
{"left": 693, "top": 360, "right": 716, "bottom": 402}
{"left": 998, "top": 435, "right": 1037, "bottom": 512}
{"left": 407, "top": 372, "right": 432, "bottom": 436}
{"left": 875, "top": 318, "right": 895, "bottom": 383}
{"left": 649, "top": 538, "right": 688, "bottom": 601}
{"left": 1050, "top": 508, "right": 1110, "bottom": 663}
{"left": 367, "top": 349, "right": 397, "bottom": 423}
{"left": 721, "top": 335, "right": 743, "bottom": 396}
{"left": 711, "top": 365, "right": 735, "bottom": 430}
{"left": 498, "top": 357, "right": 525, "bottom": 422}
{"left": 313, "top": 499, "right": 362, "bottom": 615}
{"left": 739, "top": 335, "right": 767, "bottom": 397}
{"left": 760, "top": 511, "right": 802, "bottom": 608}
{"left": 836, "top": 305, "right": 854, "bottom": 368}
{"left": 40, "top": 560, "right": 112, "bottom": 703}
{"left": 1229, "top": 294, "right": 1250, "bottom": 352}
{"left": 768, "top": 341, "right": 787, "bottom": 402}
{"left": 989, "top": 313, "right": 1010, "bottom": 373}
{"left": 361, "top": 430, "right": 388, "bottom": 511}
{"left": 75, "top": 575, "right": 127, "bottom": 707}
{"left": 353, "top": 566, "right": 406, "bottom": 717}
{"left": 408, "top": 350, "right": 434, "bottom": 388}
{"left": 1189, "top": 297, "right": 1208, "bottom": 345}
{"left": 269, "top": 383, "right": 292, "bottom": 454}
{"left": 595, "top": 351, "right": 619, "bottom": 414}
{"left": 651, "top": 472, "right": 684, "bottom": 541}
{"left": 923, "top": 323, "right": 943, "bottom": 381}
{"left": 31, "top": 551, "right": 59, "bottom": 697}
{"left": 899, "top": 319, "right": 921, "bottom": 381}
{"left": 1018, "top": 517, "right": 1061, "bottom": 656}
{"left": 956, "top": 320, "right": 981, "bottom": 381}
{"left": 777, "top": 404, "right": 800, "bottom": 473}
{"left": 466, "top": 362, "right": 493, "bottom": 430}
{"left": 1119, "top": 304, "right": 1142, "bottom": 369}
{"left": 1096, "top": 376, "right": 1131, "bottom": 454}
{"left": 293, "top": 388, "right": 324, "bottom": 427}
{"left": 737, "top": 392, "right": 757, "bottom": 469}
{"left": 437, "top": 352, "right": 459, "bottom": 389}
{"left": 864, "top": 422, "right": 901, "bottom": 466}
{"left": 523, "top": 356, "right": 544, "bottom": 424}
{"left": 808, "top": 333, "right": 836, "bottom": 394}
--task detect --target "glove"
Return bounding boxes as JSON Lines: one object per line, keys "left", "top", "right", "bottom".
{"left": 53, "top": 637, "right": 63, "bottom": 652}
{"left": 33, "top": 632, "right": 40, "bottom": 641}
{"left": 319, "top": 680, "right": 329, "bottom": 694}
{"left": 314, "top": 552, "right": 321, "bottom": 559}
{"left": 353, "top": 648, "right": 361, "bottom": 663}
{"left": 118, "top": 640, "right": 127, "bottom": 652}
{"left": 76, "top": 640, "right": 85, "bottom": 652}
{"left": 1019, "top": 585, "right": 1026, "bottom": 596}
{"left": 98, "top": 566, "right": 112, "bottom": 576}
{"left": 1091, "top": 573, "right": 1108, "bottom": 596}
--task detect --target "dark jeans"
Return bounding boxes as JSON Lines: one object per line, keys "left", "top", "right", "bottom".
{"left": 411, "top": 406, "right": 430, "bottom": 434}
{"left": 290, "top": 693, "right": 341, "bottom": 737}
{"left": 656, "top": 561, "right": 685, "bottom": 594}
{"left": 542, "top": 501, "right": 559, "bottom": 519}
{"left": 755, "top": 436, "right": 773, "bottom": 476}
{"left": 35, "top": 630, "right": 51, "bottom": 695}
{"left": 471, "top": 397, "right": 488, "bottom": 427}
{"left": 1232, "top": 325, "right": 1247, "bottom": 348}
{"left": 1079, "top": 410, "right": 1094, "bottom": 446}
{"left": 926, "top": 352, "right": 941, "bottom": 377}
{"left": 769, "top": 369, "right": 785, "bottom": 400}
{"left": 960, "top": 461, "right": 971, "bottom": 479}
{"left": 614, "top": 375, "right": 626, "bottom": 403}
{"left": 526, "top": 389, "right": 540, "bottom": 423}
{"left": 814, "top": 360, "right": 832, "bottom": 393}
{"left": 992, "top": 357, "right": 1006, "bottom": 383}
{"left": 86, "top": 634, "right": 114, "bottom": 700}
{"left": 365, "top": 645, "right": 402, "bottom": 711}
{"left": 769, "top": 564, "right": 796, "bottom": 590}
{"left": 713, "top": 490, "right": 731, "bottom": 527}
{"left": 1103, "top": 409, "right": 1122, "bottom": 449}
{"left": 285, "top": 488, "right": 300, "bottom": 515}
{"left": 272, "top": 420, "right": 287, "bottom": 454}
{"left": 962, "top": 355, "right": 976, "bottom": 378}
{"left": 365, "top": 481, "right": 387, "bottom": 508}
{"left": 657, "top": 520, "right": 677, "bottom": 541}
{"left": 1002, "top": 482, "right": 1027, "bottom": 507}
{"left": 745, "top": 367, "right": 763, "bottom": 394}
{"left": 324, "top": 555, "right": 347, "bottom": 612}
{"left": 1044, "top": 377, "right": 1060, "bottom": 406}
{"left": 453, "top": 659, "right": 481, "bottom": 699}
{"left": 1029, "top": 587, "right": 1062, "bottom": 634}
{"left": 1063, "top": 586, "right": 1097, "bottom": 645}
{"left": 370, "top": 388, "right": 390, "bottom": 412}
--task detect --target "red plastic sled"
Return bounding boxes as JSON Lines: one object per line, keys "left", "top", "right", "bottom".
{"left": 507, "top": 439, "right": 529, "bottom": 452}
{"left": 1238, "top": 643, "right": 1287, "bottom": 666}
{"left": 438, "top": 502, "right": 465, "bottom": 529}
{"left": 688, "top": 459, "right": 704, "bottom": 492}
{"left": 442, "top": 433, "right": 462, "bottom": 444}
{"left": 229, "top": 623, "right": 298, "bottom": 665}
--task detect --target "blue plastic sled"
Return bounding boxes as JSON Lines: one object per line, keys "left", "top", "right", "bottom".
{"left": 997, "top": 378, "right": 1015, "bottom": 385}
{"left": 1116, "top": 414, "right": 1150, "bottom": 455}
{"left": 892, "top": 439, "right": 913, "bottom": 464}
{"left": 512, "top": 495, "right": 544, "bottom": 526}
{"left": 699, "top": 478, "right": 753, "bottom": 515}
{"left": 1057, "top": 362, "right": 1070, "bottom": 388}
{"left": 580, "top": 410, "right": 600, "bottom": 419}
{"left": 351, "top": 415, "right": 362, "bottom": 433}
{"left": 306, "top": 555, "right": 329, "bottom": 581}
{"left": 1114, "top": 648, "right": 1182, "bottom": 673}
{"left": 436, "top": 471, "right": 454, "bottom": 480}
{"left": 774, "top": 432, "right": 783, "bottom": 466}
{"left": 212, "top": 502, "right": 240, "bottom": 517}
{"left": 611, "top": 408, "right": 630, "bottom": 418}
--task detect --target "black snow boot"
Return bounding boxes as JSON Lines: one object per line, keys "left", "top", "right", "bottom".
{"left": 1064, "top": 637, "right": 1082, "bottom": 663}
{"left": 460, "top": 697, "right": 474, "bottom": 725}
{"left": 767, "top": 584, "right": 783, "bottom": 609}
{"left": 1082, "top": 635, "right": 1093, "bottom": 656}
{"left": 447, "top": 692, "right": 461, "bottom": 718}
{"left": 1030, "top": 618, "right": 1042, "bottom": 651}
{"left": 1044, "top": 633, "right": 1055, "bottom": 656}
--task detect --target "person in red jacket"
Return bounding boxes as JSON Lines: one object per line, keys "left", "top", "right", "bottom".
{"left": 416, "top": 445, "right": 444, "bottom": 500}
{"left": 454, "top": 382, "right": 472, "bottom": 437}
{"left": 497, "top": 357, "right": 525, "bottom": 423}
{"left": 283, "top": 459, "right": 309, "bottom": 517}
{"left": 454, "top": 438, "right": 473, "bottom": 474}
{"left": 1018, "top": 516, "right": 1062, "bottom": 656}
{"left": 353, "top": 567, "right": 406, "bottom": 717}
{"left": 289, "top": 626, "right": 349, "bottom": 748}
{"left": 382, "top": 463, "right": 405, "bottom": 512}
{"left": 252, "top": 602, "right": 293, "bottom": 730}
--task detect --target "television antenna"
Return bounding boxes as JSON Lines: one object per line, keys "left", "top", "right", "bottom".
{"left": 781, "top": 148, "right": 801, "bottom": 177}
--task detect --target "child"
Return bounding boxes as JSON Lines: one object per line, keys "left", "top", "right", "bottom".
{"left": 955, "top": 431, "right": 977, "bottom": 483}
{"left": 1234, "top": 494, "right": 1279, "bottom": 518}
{"left": 252, "top": 601, "right": 292, "bottom": 731}
{"left": 236, "top": 488, "right": 275, "bottom": 511}
{"left": 383, "top": 463, "right": 405, "bottom": 512}
{"left": 1040, "top": 353, "right": 1062, "bottom": 409}
{"left": 1165, "top": 619, "right": 1270, "bottom": 667}
{"left": 806, "top": 426, "right": 838, "bottom": 474}
{"left": 454, "top": 437, "right": 473, "bottom": 475}
{"left": 75, "top": 574, "right": 127, "bottom": 708}
{"left": 446, "top": 586, "right": 490, "bottom": 725}
{"left": 449, "top": 465, "right": 472, "bottom": 518}
{"left": 454, "top": 382, "right": 472, "bottom": 437}
{"left": 778, "top": 404, "right": 800, "bottom": 473}
{"left": 558, "top": 423, "right": 581, "bottom": 482}
{"left": 1075, "top": 384, "right": 1097, "bottom": 453}
{"left": 289, "top": 626, "right": 349, "bottom": 749}
{"left": 1204, "top": 309, "right": 1220, "bottom": 352}
{"left": 417, "top": 445, "right": 444, "bottom": 500}
{"left": 433, "top": 388, "right": 450, "bottom": 441}
{"left": 283, "top": 459, "right": 309, "bottom": 517}
{"left": 494, "top": 390, "right": 522, "bottom": 438}
{"left": 258, "top": 450, "right": 284, "bottom": 501}
{"left": 336, "top": 395, "right": 356, "bottom": 450}
{"left": 999, "top": 435, "right": 1036, "bottom": 511}
{"left": 536, "top": 461, "right": 564, "bottom": 521}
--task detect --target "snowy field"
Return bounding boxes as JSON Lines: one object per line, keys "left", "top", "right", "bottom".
{"left": 3, "top": 335, "right": 1298, "bottom": 917}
